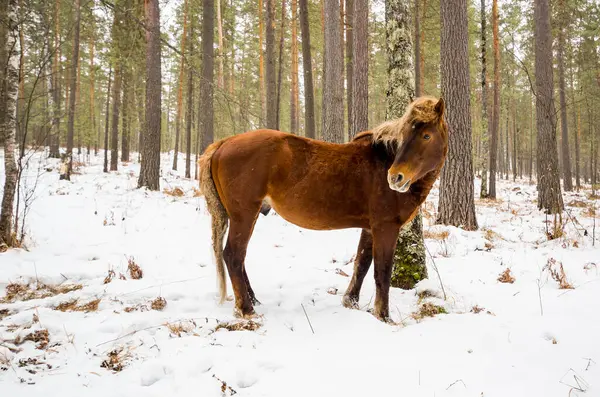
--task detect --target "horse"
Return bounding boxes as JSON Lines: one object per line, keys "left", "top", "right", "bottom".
{"left": 198, "top": 96, "right": 448, "bottom": 322}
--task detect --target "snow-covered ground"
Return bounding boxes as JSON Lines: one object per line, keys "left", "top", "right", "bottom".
{"left": 1, "top": 149, "right": 599, "bottom": 397}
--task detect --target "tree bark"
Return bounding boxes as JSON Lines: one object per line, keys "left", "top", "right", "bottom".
{"left": 479, "top": 0, "right": 490, "bottom": 197}
{"left": 345, "top": 0, "right": 353, "bottom": 136}
{"left": 0, "top": 0, "right": 19, "bottom": 248}
{"left": 103, "top": 69, "right": 112, "bottom": 173}
{"left": 290, "top": 0, "right": 299, "bottom": 133}
{"left": 65, "top": 0, "right": 80, "bottom": 180}
{"left": 351, "top": 0, "right": 368, "bottom": 138}
{"left": 258, "top": 0, "right": 266, "bottom": 126}
{"left": 49, "top": 0, "right": 61, "bottom": 158}
{"left": 299, "top": 0, "right": 315, "bottom": 139}
{"left": 121, "top": 68, "right": 131, "bottom": 162}
{"left": 557, "top": 0, "right": 572, "bottom": 191}
{"left": 414, "top": 0, "right": 421, "bottom": 97}
{"left": 199, "top": 0, "right": 214, "bottom": 153}
{"left": 173, "top": 0, "right": 188, "bottom": 171}
{"left": 138, "top": 0, "right": 162, "bottom": 190}
{"left": 437, "top": 0, "right": 478, "bottom": 230}
{"left": 185, "top": 24, "right": 194, "bottom": 179}
{"left": 90, "top": 30, "right": 98, "bottom": 156}
{"left": 386, "top": 0, "right": 427, "bottom": 289}
{"left": 534, "top": 0, "right": 563, "bottom": 213}
{"left": 110, "top": 65, "right": 121, "bottom": 171}
{"left": 488, "top": 0, "right": 500, "bottom": 198}
{"left": 265, "top": 0, "right": 276, "bottom": 130}
{"left": 275, "top": 0, "right": 286, "bottom": 131}
{"left": 323, "top": 0, "right": 344, "bottom": 143}
{"left": 216, "top": 0, "right": 224, "bottom": 89}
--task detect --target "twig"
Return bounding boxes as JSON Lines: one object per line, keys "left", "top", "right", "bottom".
{"left": 446, "top": 379, "right": 466, "bottom": 390}
{"left": 536, "top": 278, "right": 544, "bottom": 316}
{"left": 301, "top": 303, "right": 314, "bottom": 334}
{"left": 424, "top": 243, "right": 447, "bottom": 300}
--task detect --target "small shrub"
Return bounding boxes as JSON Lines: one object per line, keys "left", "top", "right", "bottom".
{"left": 497, "top": 268, "right": 515, "bottom": 284}
{"left": 151, "top": 297, "right": 167, "bottom": 311}
{"left": 127, "top": 257, "right": 143, "bottom": 280}
{"left": 103, "top": 269, "right": 116, "bottom": 284}
{"left": 101, "top": 348, "right": 128, "bottom": 372}
{"left": 544, "top": 258, "right": 573, "bottom": 289}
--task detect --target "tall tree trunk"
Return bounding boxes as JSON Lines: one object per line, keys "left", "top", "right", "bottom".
{"left": 345, "top": 0, "right": 353, "bottom": 136}
{"left": 414, "top": 0, "right": 421, "bottom": 96}
{"left": 136, "top": 76, "right": 144, "bottom": 162}
{"left": 299, "top": 0, "right": 315, "bottom": 139}
{"left": 575, "top": 105, "right": 581, "bottom": 190}
{"left": 265, "top": 0, "right": 276, "bottom": 129}
{"left": 110, "top": 65, "right": 121, "bottom": 171}
{"left": 259, "top": 0, "right": 266, "bottom": 126}
{"left": 65, "top": 0, "right": 80, "bottom": 180}
{"left": 0, "top": 0, "right": 19, "bottom": 248}
{"left": 121, "top": 68, "right": 130, "bottom": 162}
{"left": 385, "top": 0, "right": 427, "bottom": 289}
{"left": 351, "top": 0, "right": 368, "bottom": 138}
{"left": 173, "top": 0, "right": 188, "bottom": 171}
{"left": 479, "top": 0, "right": 490, "bottom": 197}
{"left": 529, "top": 95, "right": 534, "bottom": 182}
{"left": 199, "top": 0, "right": 214, "bottom": 153}
{"left": 290, "top": 0, "right": 299, "bottom": 133}
{"left": 437, "top": 0, "right": 478, "bottom": 230}
{"left": 557, "top": 0, "right": 572, "bottom": 191}
{"left": 216, "top": 0, "right": 224, "bottom": 89}
{"left": 91, "top": 30, "right": 98, "bottom": 156}
{"left": 16, "top": 0, "right": 24, "bottom": 157}
{"left": 49, "top": 0, "right": 61, "bottom": 158}
{"left": 275, "top": 0, "right": 286, "bottom": 131}
{"left": 76, "top": 42, "right": 82, "bottom": 156}
{"left": 488, "top": 0, "right": 500, "bottom": 198}
{"left": 323, "top": 0, "right": 344, "bottom": 143}
{"left": 534, "top": 0, "right": 563, "bottom": 213}
{"left": 185, "top": 24, "right": 194, "bottom": 179}
{"left": 138, "top": 0, "right": 162, "bottom": 190}
{"left": 103, "top": 69, "right": 112, "bottom": 173}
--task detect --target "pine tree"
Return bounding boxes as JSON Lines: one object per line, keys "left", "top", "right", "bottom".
{"left": 322, "top": 0, "right": 344, "bottom": 143}
{"left": 299, "top": 0, "right": 315, "bottom": 138}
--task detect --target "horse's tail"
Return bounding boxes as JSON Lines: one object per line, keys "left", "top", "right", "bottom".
{"left": 198, "top": 139, "right": 230, "bottom": 304}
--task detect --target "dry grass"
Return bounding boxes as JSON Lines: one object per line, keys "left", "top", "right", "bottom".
{"left": 215, "top": 319, "right": 263, "bottom": 332}
{"left": 192, "top": 187, "right": 203, "bottom": 197}
{"left": 100, "top": 347, "right": 129, "bottom": 372}
{"left": 103, "top": 269, "right": 116, "bottom": 284}
{"left": 15, "top": 329, "right": 50, "bottom": 350}
{"left": 483, "top": 228, "right": 501, "bottom": 241}
{"left": 410, "top": 303, "right": 447, "bottom": 322}
{"left": 497, "top": 268, "right": 515, "bottom": 284}
{"left": 0, "top": 309, "right": 11, "bottom": 320}
{"left": 423, "top": 229, "right": 450, "bottom": 240}
{"left": 163, "top": 186, "right": 185, "bottom": 197}
{"left": 568, "top": 199, "right": 589, "bottom": 208}
{"left": 1, "top": 281, "right": 82, "bottom": 303}
{"left": 127, "top": 257, "right": 143, "bottom": 280}
{"left": 470, "top": 305, "right": 485, "bottom": 314}
{"left": 582, "top": 206, "right": 596, "bottom": 218}
{"left": 544, "top": 258, "right": 574, "bottom": 289}
{"left": 54, "top": 298, "right": 101, "bottom": 313}
{"left": 166, "top": 320, "right": 196, "bottom": 337}
{"left": 150, "top": 297, "right": 167, "bottom": 311}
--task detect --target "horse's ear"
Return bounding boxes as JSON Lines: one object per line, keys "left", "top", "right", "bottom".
{"left": 435, "top": 97, "right": 445, "bottom": 119}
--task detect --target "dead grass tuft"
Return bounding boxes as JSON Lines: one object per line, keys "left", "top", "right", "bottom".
{"left": 103, "top": 269, "right": 116, "bottom": 284}
{"left": 544, "top": 258, "right": 574, "bottom": 289}
{"left": 582, "top": 206, "right": 596, "bottom": 218}
{"left": 54, "top": 298, "right": 101, "bottom": 313}
{"left": 127, "top": 257, "right": 143, "bottom": 280}
{"left": 568, "top": 199, "right": 589, "bottom": 208}
{"left": 497, "top": 268, "right": 515, "bottom": 284}
{"left": 423, "top": 229, "right": 449, "bottom": 240}
{"left": 410, "top": 303, "right": 447, "bottom": 322}
{"left": 15, "top": 329, "right": 50, "bottom": 350}
{"left": 100, "top": 347, "right": 129, "bottom": 372}
{"left": 1, "top": 281, "right": 82, "bottom": 303}
{"left": 215, "top": 319, "right": 263, "bottom": 332}
{"left": 470, "top": 305, "right": 485, "bottom": 314}
{"left": 150, "top": 297, "right": 167, "bottom": 311}
{"left": 163, "top": 186, "right": 185, "bottom": 197}
{"left": 166, "top": 320, "right": 196, "bottom": 337}
{"left": 192, "top": 187, "right": 203, "bottom": 197}
{"left": 0, "top": 309, "right": 12, "bottom": 320}
{"left": 483, "top": 228, "right": 501, "bottom": 241}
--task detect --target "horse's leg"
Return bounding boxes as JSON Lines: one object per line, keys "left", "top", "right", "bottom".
{"left": 342, "top": 229, "right": 373, "bottom": 309}
{"left": 371, "top": 224, "right": 400, "bottom": 322}
{"left": 243, "top": 267, "right": 261, "bottom": 305}
{"left": 224, "top": 213, "right": 260, "bottom": 318}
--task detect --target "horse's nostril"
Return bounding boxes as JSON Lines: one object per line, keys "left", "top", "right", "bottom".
{"left": 395, "top": 173, "right": 404, "bottom": 184}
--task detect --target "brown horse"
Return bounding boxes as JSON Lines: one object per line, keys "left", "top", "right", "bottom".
{"left": 199, "top": 96, "right": 448, "bottom": 322}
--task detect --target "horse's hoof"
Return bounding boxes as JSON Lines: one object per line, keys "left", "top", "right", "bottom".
{"left": 367, "top": 308, "right": 392, "bottom": 323}
{"left": 233, "top": 307, "right": 257, "bottom": 320}
{"left": 251, "top": 297, "right": 262, "bottom": 306}
{"left": 342, "top": 295, "right": 359, "bottom": 309}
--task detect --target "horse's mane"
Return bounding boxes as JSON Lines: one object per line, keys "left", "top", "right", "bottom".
{"left": 359, "top": 96, "right": 441, "bottom": 149}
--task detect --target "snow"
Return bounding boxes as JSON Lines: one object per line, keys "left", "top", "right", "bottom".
{"left": 1, "top": 149, "right": 599, "bottom": 397}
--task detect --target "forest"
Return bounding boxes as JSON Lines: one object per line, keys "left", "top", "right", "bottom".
{"left": 0, "top": 0, "right": 599, "bottom": 396}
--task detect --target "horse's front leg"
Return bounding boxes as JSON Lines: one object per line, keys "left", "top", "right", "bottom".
{"left": 343, "top": 229, "right": 373, "bottom": 309}
{"left": 372, "top": 223, "right": 400, "bottom": 322}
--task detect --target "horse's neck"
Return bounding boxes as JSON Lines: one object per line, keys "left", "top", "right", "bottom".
{"left": 409, "top": 169, "right": 440, "bottom": 206}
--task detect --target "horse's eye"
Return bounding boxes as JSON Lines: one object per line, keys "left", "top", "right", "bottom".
{"left": 423, "top": 134, "right": 431, "bottom": 140}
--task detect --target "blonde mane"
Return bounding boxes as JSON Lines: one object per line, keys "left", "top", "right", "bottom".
{"left": 369, "top": 96, "right": 441, "bottom": 149}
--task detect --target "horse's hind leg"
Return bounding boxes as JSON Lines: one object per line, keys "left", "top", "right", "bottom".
{"left": 243, "top": 267, "right": 261, "bottom": 305}
{"left": 343, "top": 229, "right": 374, "bottom": 309}
{"left": 223, "top": 213, "right": 260, "bottom": 318}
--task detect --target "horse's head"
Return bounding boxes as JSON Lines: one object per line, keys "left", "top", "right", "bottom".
{"left": 374, "top": 96, "right": 447, "bottom": 193}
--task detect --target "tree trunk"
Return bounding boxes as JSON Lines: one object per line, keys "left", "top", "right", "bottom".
{"left": 299, "top": 0, "right": 315, "bottom": 139}
{"left": 351, "top": 0, "right": 368, "bottom": 138}
{"left": 138, "top": 0, "right": 162, "bottom": 190}
{"left": 479, "top": 0, "right": 490, "bottom": 197}
{"left": 323, "top": 0, "right": 344, "bottom": 143}
{"left": 385, "top": 0, "right": 427, "bottom": 289}
{"left": 414, "top": 0, "right": 421, "bottom": 96}
{"left": 259, "top": 0, "right": 266, "bottom": 126}
{"left": 199, "top": 0, "right": 214, "bottom": 153}
{"left": 173, "top": 0, "right": 188, "bottom": 171}
{"left": 110, "top": 65, "right": 121, "bottom": 171}
{"left": 275, "top": 0, "right": 286, "bottom": 131}
{"left": 0, "top": 0, "right": 19, "bottom": 248}
{"left": 216, "top": 0, "right": 224, "bottom": 89}
{"left": 557, "top": 0, "right": 572, "bottom": 191}
{"left": 136, "top": 76, "right": 144, "bottom": 162}
{"left": 346, "top": 0, "right": 354, "bottom": 136}
{"left": 534, "top": 0, "right": 563, "bottom": 213}
{"left": 575, "top": 105, "right": 581, "bottom": 190}
{"left": 265, "top": 0, "right": 276, "bottom": 130}
{"left": 290, "top": 0, "right": 299, "bottom": 133}
{"left": 90, "top": 31, "right": 98, "bottom": 156}
{"left": 437, "top": 0, "right": 478, "bottom": 230}
{"left": 121, "top": 68, "right": 130, "bottom": 162}
{"left": 185, "top": 24, "right": 194, "bottom": 179}
{"left": 488, "top": 0, "right": 500, "bottom": 198}
{"left": 103, "top": 69, "right": 112, "bottom": 173}
{"left": 65, "top": 0, "right": 80, "bottom": 180}
{"left": 49, "top": 0, "right": 61, "bottom": 158}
